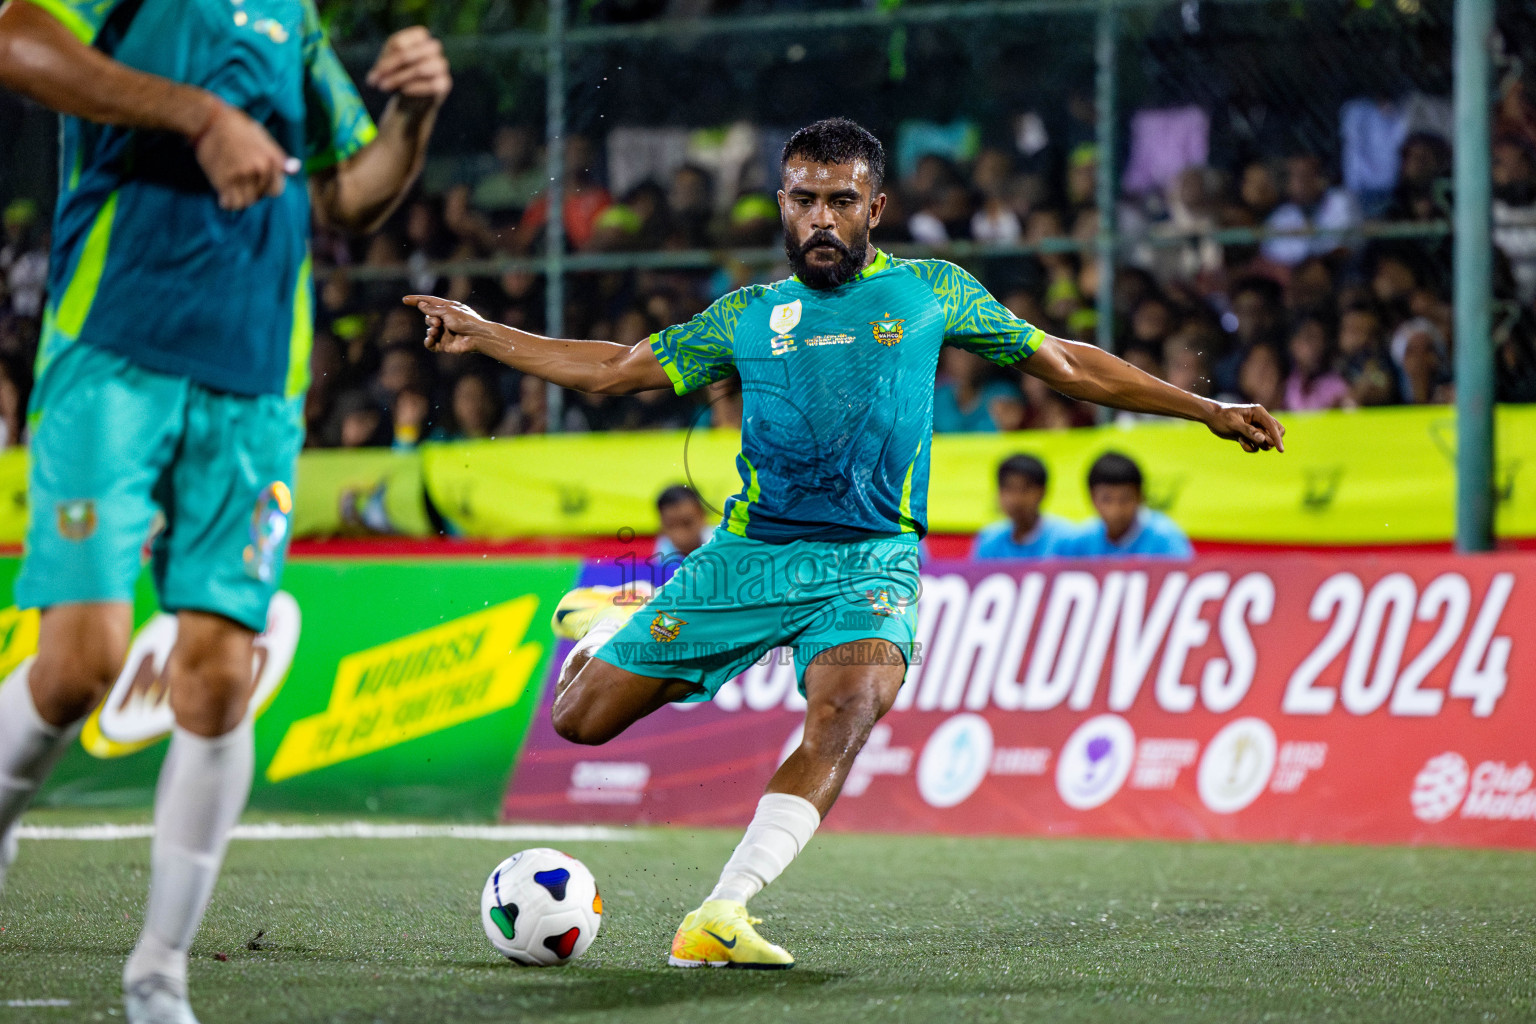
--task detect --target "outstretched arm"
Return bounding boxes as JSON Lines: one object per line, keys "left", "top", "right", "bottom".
{"left": 0, "top": 0, "right": 293, "bottom": 210}
{"left": 1023, "top": 335, "right": 1286, "bottom": 453}
{"left": 310, "top": 28, "right": 452, "bottom": 234}
{"left": 403, "top": 295, "right": 674, "bottom": 395}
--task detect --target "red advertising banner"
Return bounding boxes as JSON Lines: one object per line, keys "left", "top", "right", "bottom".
{"left": 503, "top": 554, "right": 1536, "bottom": 848}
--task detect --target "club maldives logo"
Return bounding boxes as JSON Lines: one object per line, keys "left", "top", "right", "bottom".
{"left": 1196, "top": 717, "right": 1278, "bottom": 814}
{"left": 869, "top": 317, "right": 905, "bottom": 346}
{"left": 1056, "top": 715, "right": 1135, "bottom": 810}
{"left": 916, "top": 713, "right": 994, "bottom": 808}
{"left": 649, "top": 612, "right": 686, "bottom": 642}
{"left": 1411, "top": 752, "right": 1536, "bottom": 823}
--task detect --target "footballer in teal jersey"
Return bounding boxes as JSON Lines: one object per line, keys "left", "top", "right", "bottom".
{"left": 0, "top": 3, "right": 449, "bottom": 1019}
{"left": 408, "top": 118, "right": 1286, "bottom": 969}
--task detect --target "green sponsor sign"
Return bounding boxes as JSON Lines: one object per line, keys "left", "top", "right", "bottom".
{"left": 13, "top": 556, "right": 578, "bottom": 820}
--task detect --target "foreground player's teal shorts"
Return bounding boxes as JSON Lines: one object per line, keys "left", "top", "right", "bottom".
{"left": 16, "top": 342, "right": 303, "bottom": 632}
{"left": 597, "top": 529, "right": 922, "bottom": 701}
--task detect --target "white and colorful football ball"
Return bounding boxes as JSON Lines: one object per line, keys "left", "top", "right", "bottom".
{"left": 480, "top": 848, "right": 602, "bottom": 966}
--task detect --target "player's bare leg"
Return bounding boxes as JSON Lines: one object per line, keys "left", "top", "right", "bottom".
{"left": 552, "top": 656, "right": 697, "bottom": 746}
{"left": 123, "top": 611, "right": 258, "bottom": 1024}
{"left": 670, "top": 640, "right": 905, "bottom": 969}
{"left": 0, "top": 603, "right": 132, "bottom": 889}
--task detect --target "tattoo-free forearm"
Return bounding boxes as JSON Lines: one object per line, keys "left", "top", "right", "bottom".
{"left": 473, "top": 326, "right": 647, "bottom": 394}
{"left": 312, "top": 99, "right": 437, "bottom": 233}
{"left": 1028, "top": 336, "right": 1218, "bottom": 422}
{"left": 0, "top": 0, "right": 216, "bottom": 136}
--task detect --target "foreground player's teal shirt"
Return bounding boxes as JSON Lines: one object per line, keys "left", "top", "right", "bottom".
{"left": 32, "top": 0, "right": 375, "bottom": 397}
{"left": 650, "top": 251, "right": 1043, "bottom": 542}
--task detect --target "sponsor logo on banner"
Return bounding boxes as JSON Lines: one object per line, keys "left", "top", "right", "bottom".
{"left": 267, "top": 594, "right": 543, "bottom": 781}
{"left": 917, "top": 714, "right": 993, "bottom": 808}
{"left": 568, "top": 761, "right": 650, "bottom": 804}
{"left": 1056, "top": 714, "right": 1136, "bottom": 809}
{"left": 80, "top": 592, "right": 302, "bottom": 758}
{"left": 1130, "top": 738, "right": 1199, "bottom": 790}
{"left": 768, "top": 299, "right": 802, "bottom": 335}
{"left": 1197, "top": 718, "right": 1278, "bottom": 813}
{"left": 1412, "top": 753, "right": 1536, "bottom": 823}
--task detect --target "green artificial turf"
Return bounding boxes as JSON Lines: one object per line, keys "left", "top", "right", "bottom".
{"left": 1, "top": 809, "right": 1533, "bottom": 1023}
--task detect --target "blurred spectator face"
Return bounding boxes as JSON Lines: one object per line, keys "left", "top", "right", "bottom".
{"left": 1339, "top": 308, "right": 1383, "bottom": 358}
{"left": 493, "top": 125, "right": 534, "bottom": 171}
{"left": 379, "top": 307, "right": 419, "bottom": 346}
{"left": 1067, "top": 153, "right": 1097, "bottom": 207}
{"left": 929, "top": 183, "right": 973, "bottom": 224}
{"left": 1122, "top": 344, "right": 1163, "bottom": 379}
{"left": 453, "top": 374, "right": 499, "bottom": 439}
{"left": 1165, "top": 341, "right": 1211, "bottom": 396}
{"left": 670, "top": 166, "right": 713, "bottom": 217}
{"left": 1003, "top": 289, "right": 1047, "bottom": 326}
{"left": 1231, "top": 285, "right": 1278, "bottom": 345}
{"left": 320, "top": 271, "right": 353, "bottom": 313}
{"left": 1131, "top": 298, "right": 1173, "bottom": 345}
{"left": 1400, "top": 328, "right": 1442, "bottom": 400}
{"left": 1493, "top": 140, "right": 1536, "bottom": 205}
{"left": 378, "top": 347, "right": 423, "bottom": 396}
{"left": 565, "top": 135, "right": 597, "bottom": 183}
{"left": 973, "top": 149, "right": 1014, "bottom": 197}
{"left": 1288, "top": 318, "right": 1331, "bottom": 376}
{"left": 938, "top": 346, "right": 987, "bottom": 387}
{"left": 501, "top": 270, "right": 536, "bottom": 299}
{"left": 1239, "top": 344, "right": 1285, "bottom": 407}
{"left": 612, "top": 309, "right": 653, "bottom": 347}
{"left": 659, "top": 496, "right": 709, "bottom": 557}
{"left": 1400, "top": 135, "right": 1450, "bottom": 190}
{"left": 707, "top": 378, "right": 743, "bottom": 428}
{"left": 1284, "top": 155, "right": 1327, "bottom": 208}
{"left": 907, "top": 154, "right": 950, "bottom": 199}
{"left": 405, "top": 201, "right": 436, "bottom": 249}
{"left": 1240, "top": 163, "right": 1280, "bottom": 217}
{"left": 1288, "top": 258, "right": 1334, "bottom": 312}
{"left": 997, "top": 471, "right": 1045, "bottom": 532}
{"left": 1171, "top": 166, "right": 1212, "bottom": 215}
{"left": 364, "top": 232, "right": 403, "bottom": 266}
{"left": 1090, "top": 483, "right": 1141, "bottom": 542}
{"left": 519, "top": 375, "right": 548, "bottom": 433}
{"left": 341, "top": 405, "right": 383, "bottom": 447}
{"left": 1372, "top": 256, "right": 1418, "bottom": 305}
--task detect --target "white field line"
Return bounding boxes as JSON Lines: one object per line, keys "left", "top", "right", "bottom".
{"left": 16, "top": 822, "right": 642, "bottom": 842}
{"left": 3, "top": 1001, "right": 71, "bottom": 1008}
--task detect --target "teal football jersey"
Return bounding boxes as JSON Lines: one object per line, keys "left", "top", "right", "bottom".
{"left": 649, "top": 251, "right": 1043, "bottom": 542}
{"left": 32, "top": 0, "right": 374, "bottom": 398}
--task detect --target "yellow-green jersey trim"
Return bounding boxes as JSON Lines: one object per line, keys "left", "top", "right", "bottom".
{"left": 647, "top": 331, "right": 691, "bottom": 396}
{"left": 37, "top": 189, "right": 119, "bottom": 382}
{"left": 724, "top": 454, "right": 762, "bottom": 537}
{"left": 24, "top": 0, "right": 98, "bottom": 43}
{"left": 897, "top": 434, "right": 924, "bottom": 533}
{"left": 286, "top": 253, "right": 314, "bottom": 398}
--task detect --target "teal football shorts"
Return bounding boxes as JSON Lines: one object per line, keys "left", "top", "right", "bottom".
{"left": 596, "top": 528, "right": 922, "bottom": 701}
{"left": 16, "top": 341, "right": 303, "bottom": 632}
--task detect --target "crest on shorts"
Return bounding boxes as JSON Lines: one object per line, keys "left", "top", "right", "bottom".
{"left": 869, "top": 318, "right": 905, "bottom": 346}
{"left": 649, "top": 611, "right": 686, "bottom": 642}
{"left": 243, "top": 481, "right": 293, "bottom": 583}
{"left": 768, "top": 299, "right": 802, "bottom": 336}
{"left": 866, "top": 588, "right": 906, "bottom": 617}
{"left": 56, "top": 499, "right": 97, "bottom": 541}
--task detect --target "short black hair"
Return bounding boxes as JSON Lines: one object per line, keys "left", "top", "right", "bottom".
{"left": 1087, "top": 452, "right": 1143, "bottom": 490}
{"left": 997, "top": 454, "right": 1047, "bottom": 489}
{"left": 1230, "top": 275, "right": 1283, "bottom": 309}
{"left": 781, "top": 118, "right": 886, "bottom": 193}
{"left": 656, "top": 484, "right": 704, "bottom": 513}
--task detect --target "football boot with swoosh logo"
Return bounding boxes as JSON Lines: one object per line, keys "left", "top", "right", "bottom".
{"left": 667, "top": 899, "right": 794, "bottom": 969}
{"left": 550, "top": 581, "right": 653, "bottom": 640}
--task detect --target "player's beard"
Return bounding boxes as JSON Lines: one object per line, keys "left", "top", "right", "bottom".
{"left": 785, "top": 222, "right": 869, "bottom": 290}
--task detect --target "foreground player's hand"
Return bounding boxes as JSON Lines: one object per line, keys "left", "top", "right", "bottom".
{"left": 1205, "top": 401, "right": 1286, "bottom": 453}
{"left": 193, "top": 97, "right": 296, "bottom": 210}
{"left": 365, "top": 27, "right": 452, "bottom": 112}
{"left": 405, "top": 295, "right": 493, "bottom": 355}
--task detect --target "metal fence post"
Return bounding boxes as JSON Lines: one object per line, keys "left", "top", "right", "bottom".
{"left": 1094, "top": 0, "right": 1118, "bottom": 360}
{"left": 544, "top": 0, "right": 567, "bottom": 431}
{"left": 1454, "top": 0, "right": 1494, "bottom": 552}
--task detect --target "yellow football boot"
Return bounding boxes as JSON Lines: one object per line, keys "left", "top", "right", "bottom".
{"left": 667, "top": 899, "right": 794, "bottom": 970}
{"left": 550, "top": 581, "right": 652, "bottom": 640}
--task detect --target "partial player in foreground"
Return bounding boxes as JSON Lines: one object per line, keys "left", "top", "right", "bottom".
{"left": 406, "top": 118, "right": 1284, "bottom": 970}
{"left": 0, "top": 2, "right": 449, "bottom": 1021}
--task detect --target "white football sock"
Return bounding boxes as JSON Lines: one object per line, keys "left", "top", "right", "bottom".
{"left": 708, "top": 793, "right": 821, "bottom": 906}
{"left": 0, "top": 659, "right": 76, "bottom": 880}
{"left": 124, "top": 724, "right": 253, "bottom": 991}
{"left": 564, "top": 617, "right": 622, "bottom": 673}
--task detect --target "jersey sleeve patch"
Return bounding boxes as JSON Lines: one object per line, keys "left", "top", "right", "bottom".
{"left": 647, "top": 286, "right": 759, "bottom": 395}
{"left": 912, "top": 259, "right": 1043, "bottom": 366}
{"left": 300, "top": 0, "right": 377, "bottom": 172}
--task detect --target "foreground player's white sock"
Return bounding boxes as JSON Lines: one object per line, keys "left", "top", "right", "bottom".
{"left": 0, "top": 659, "right": 76, "bottom": 885}
{"left": 124, "top": 725, "right": 254, "bottom": 992}
{"left": 561, "top": 617, "right": 623, "bottom": 677}
{"left": 707, "top": 793, "right": 821, "bottom": 906}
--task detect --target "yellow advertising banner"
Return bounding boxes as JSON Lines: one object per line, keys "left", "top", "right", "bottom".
{"left": 419, "top": 405, "right": 1536, "bottom": 544}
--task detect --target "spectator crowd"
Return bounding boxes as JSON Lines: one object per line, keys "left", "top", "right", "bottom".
{"left": 4, "top": 72, "right": 1536, "bottom": 453}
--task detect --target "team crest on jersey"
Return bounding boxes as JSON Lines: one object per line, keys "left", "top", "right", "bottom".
{"left": 866, "top": 588, "right": 907, "bottom": 617}
{"left": 869, "top": 318, "right": 905, "bottom": 346}
{"left": 243, "top": 481, "right": 293, "bottom": 583}
{"left": 56, "top": 499, "right": 96, "bottom": 541}
{"left": 649, "top": 611, "right": 687, "bottom": 642}
{"left": 768, "top": 299, "right": 802, "bottom": 335}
